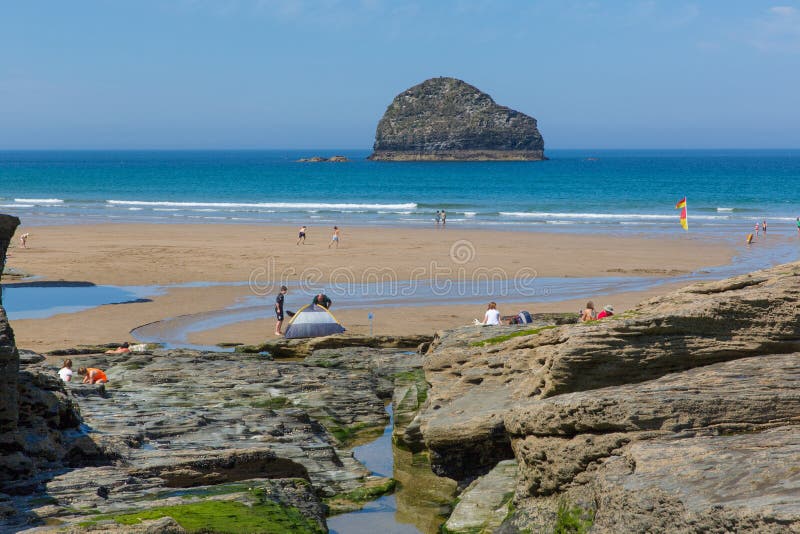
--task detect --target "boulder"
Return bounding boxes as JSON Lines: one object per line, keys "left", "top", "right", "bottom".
{"left": 0, "top": 214, "right": 20, "bottom": 434}
{"left": 368, "top": 77, "right": 545, "bottom": 161}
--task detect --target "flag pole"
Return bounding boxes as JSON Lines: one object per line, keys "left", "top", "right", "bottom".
{"left": 685, "top": 195, "right": 688, "bottom": 232}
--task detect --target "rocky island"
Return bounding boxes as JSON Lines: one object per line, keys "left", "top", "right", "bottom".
{"left": 368, "top": 77, "right": 545, "bottom": 161}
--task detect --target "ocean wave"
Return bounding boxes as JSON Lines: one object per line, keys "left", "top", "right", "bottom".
{"left": 0, "top": 203, "right": 33, "bottom": 208}
{"left": 717, "top": 207, "right": 734, "bottom": 212}
{"left": 14, "top": 198, "right": 64, "bottom": 204}
{"left": 499, "top": 211, "right": 730, "bottom": 221}
{"left": 106, "top": 200, "right": 418, "bottom": 210}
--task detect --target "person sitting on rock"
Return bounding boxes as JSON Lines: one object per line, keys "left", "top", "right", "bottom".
{"left": 58, "top": 359, "right": 74, "bottom": 382}
{"left": 482, "top": 302, "right": 501, "bottom": 325}
{"left": 597, "top": 305, "right": 614, "bottom": 319}
{"left": 78, "top": 367, "right": 108, "bottom": 384}
{"left": 105, "top": 342, "right": 130, "bottom": 354}
{"left": 580, "top": 301, "right": 597, "bottom": 322}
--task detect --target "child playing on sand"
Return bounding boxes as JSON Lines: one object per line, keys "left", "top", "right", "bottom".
{"left": 78, "top": 367, "right": 108, "bottom": 384}
{"left": 328, "top": 226, "right": 340, "bottom": 249}
{"left": 297, "top": 226, "right": 307, "bottom": 245}
{"left": 58, "top": 359, "right": 73, "bottom": 382}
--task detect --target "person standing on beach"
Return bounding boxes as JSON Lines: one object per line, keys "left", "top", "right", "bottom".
{"left": 754, "top": 223, "right": 760, "bottom": 238}
{"left": 762, "top": 220, "right": 767, "bottom": 234}
{"left": 328, "top": 226, "right": 340, "bottom": 249}
{"left": 297, "top": 226, "right": 307, "bottom": 245}
{"left": 435, "top": 210, "right": 441, "bottom": 225}
{"left": 797, "top": 217, "right": 800, "bottom": 235}
{"left": 441, "top": 210, "right": 447, "bottom": 225}
{"left": 274, "top": 285, "right": 288, "bottom": 336}
{"left": 19, "top": 233, "right": 29, "bottom": 248}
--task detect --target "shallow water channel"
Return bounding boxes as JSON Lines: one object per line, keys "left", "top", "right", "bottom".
{"left": 328, "top": 405, "right": 456, "bottom": 534}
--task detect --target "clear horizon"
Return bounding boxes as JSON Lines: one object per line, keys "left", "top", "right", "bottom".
{"left": 2, "top": 1, "right": 800, "bottom": 150}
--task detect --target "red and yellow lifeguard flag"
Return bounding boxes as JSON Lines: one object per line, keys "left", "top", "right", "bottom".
{"left": 675, "top": 197, "right": 688, "bottom": 231}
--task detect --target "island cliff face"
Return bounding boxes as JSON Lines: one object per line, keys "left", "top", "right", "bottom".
{"left": 368, "top": 77, "right": 545, "bottom": 161}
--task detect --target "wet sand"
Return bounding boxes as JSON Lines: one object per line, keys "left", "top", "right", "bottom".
{"left": 4, "top": 223, "right": 735, "bottom": 351}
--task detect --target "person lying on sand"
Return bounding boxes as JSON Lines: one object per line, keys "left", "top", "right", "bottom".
{"left": 105, "top": 342, "right": 130, "bottom": 354}
{"left": 78, "top": 367, "right": 108, "bottom": 384}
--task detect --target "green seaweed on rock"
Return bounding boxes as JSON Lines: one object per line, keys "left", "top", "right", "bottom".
{"left": 91, "top": 499, "right": 324, "bottom": 534}
{"left": 470, "top": 326, "right": 557, "bottom": 347}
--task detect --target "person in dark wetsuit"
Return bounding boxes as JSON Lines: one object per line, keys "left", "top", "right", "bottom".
{"left": 275, "top": 286, "right": 288, "bottom": 336}
{"left": 311, "top": 293, "right": 332, "bottom": 309}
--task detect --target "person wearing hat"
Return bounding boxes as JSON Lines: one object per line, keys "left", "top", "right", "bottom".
{"left": 597, "top": 305, "right": 614, "bottom": 319}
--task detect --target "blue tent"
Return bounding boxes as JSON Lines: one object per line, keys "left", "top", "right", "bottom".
{"left": 284, "top": 304, "right": 346, "bottom": 339}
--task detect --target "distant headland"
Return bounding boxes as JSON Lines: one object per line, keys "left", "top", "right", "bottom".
{"left": 368, "top": 77, "right": 545, "bottom": 161}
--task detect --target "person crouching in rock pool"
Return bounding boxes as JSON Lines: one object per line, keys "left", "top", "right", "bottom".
{"left": 78, "top": 367, "right": 108, "bottom": 384}
{"left": 58, "top": 359, "right": 74, "bottom": 382}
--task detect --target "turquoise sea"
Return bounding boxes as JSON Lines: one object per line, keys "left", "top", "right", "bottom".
{"left": 1, "top": 149, "right": 799, "bottom": 235}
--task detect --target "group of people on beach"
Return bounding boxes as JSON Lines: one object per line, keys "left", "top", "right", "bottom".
{"left": 296, "top": 225, "right": 340, "bottom": 248}
{"left": 747, "top": 220, "right": 768, "bottom": 244}
{"left": 477, "top": 300, "right": 614, "bottom": 326}
{"left": 579, "top": 301, "right": 614, "bottom": 321}
{"left": 435, "top": 210, "right": 447, "bottom": 225}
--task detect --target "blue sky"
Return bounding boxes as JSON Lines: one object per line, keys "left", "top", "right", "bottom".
{"left": 1, "top": 1, "right": 799, "bottom": 149}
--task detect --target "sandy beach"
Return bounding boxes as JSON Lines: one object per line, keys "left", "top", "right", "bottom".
{"left": 5, "top": 223, "right": 734, "bottom": 351}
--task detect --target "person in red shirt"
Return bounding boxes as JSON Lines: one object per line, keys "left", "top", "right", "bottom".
{"left": 597, "top": 305, "right": 614, "bottom": 319}
{"left": 78, "top": 367, "right": 108, "bottom": 384}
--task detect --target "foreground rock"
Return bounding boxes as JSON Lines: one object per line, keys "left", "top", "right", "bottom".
{"left": 2, "top": 344, "right": 424, "bottom": 531}
{"left": 236, "top": 333, "right": 432, "bottom": 358}
{"left": 410, "top": 261, "right": 800, "bottom": 532}
{"left": 443, "top": 460, "right": 517, "bottom": 533}
{"left": 368, "top": 77, "right": 545, "bottom": 161}
{"left": 413, "top": 262, "right": 800, "bottom": 482}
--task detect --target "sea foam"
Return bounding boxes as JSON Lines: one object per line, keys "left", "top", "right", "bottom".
{"left": 14, "top": 198, "right": 64, "bottom": 204}
{"left": 106, "top": 200, "right": 418, "bottom": 210}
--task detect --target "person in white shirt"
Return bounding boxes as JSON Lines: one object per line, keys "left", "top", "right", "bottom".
{"left": 58, "top": 359, "right": 74, "bottom": 382}
{"left": 482, "top": 302, "right": 501, "bottom": 325}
